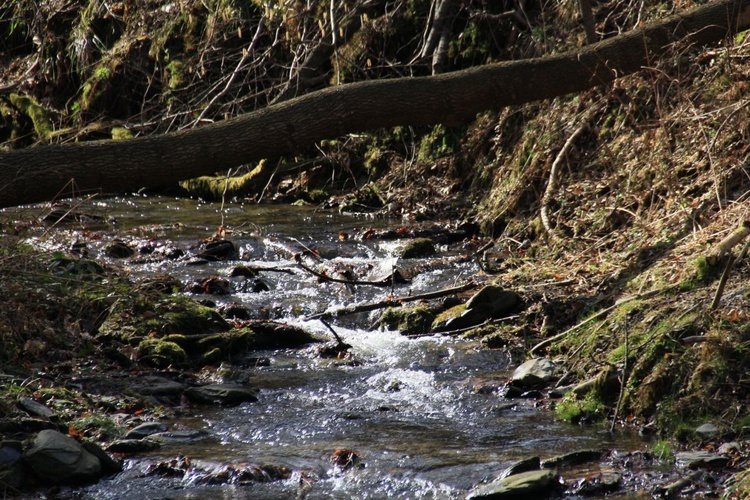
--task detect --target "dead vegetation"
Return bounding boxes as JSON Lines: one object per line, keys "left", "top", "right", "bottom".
{"left": 2, "top": 0, "right": 750, "bottom": 462}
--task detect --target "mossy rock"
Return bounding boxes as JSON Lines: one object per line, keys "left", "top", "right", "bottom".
{"left": 433, "top": 286, "right": 521, "bottom": 332}
{"left": 378, "top": 305, "right": 437, "bottom": 336}
{"left": 9, "top": 93, "right": 53, "bottom": 141}
{"left": 137, "top": 338, "right": 188, "bottom": 367}
{"left": 145, "top": 301, "right": 230, "bottom": 337}
{"left": 187, "top": 322, "right": 321, "bottom": 363}
{"left": 400, "top": 238, "right": 436, "bottom": 259}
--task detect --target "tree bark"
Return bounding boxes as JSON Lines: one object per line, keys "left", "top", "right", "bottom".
{"left": 1, "top": 0, "right": 749, "bottom": 209}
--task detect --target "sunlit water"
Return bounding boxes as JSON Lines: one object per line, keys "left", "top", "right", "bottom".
{"left": 4, "top": 196, "right": 646, "bottom": 499}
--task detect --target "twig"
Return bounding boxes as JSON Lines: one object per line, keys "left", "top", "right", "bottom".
{"left": 610, "top": 319, "right": 628, "bottom": 433}
{"left": 296, "top": 259, "right": 409, "bottom": 287}
{"left": 305, "top": 281, "right": 478, "bottom": 320}
{"left": 706, "top": 220, "right": 750, "bottom": 265}
{"left": 710, "top": 236, "right": 750, "bottom": 310}
{"left": 192, "top": 17, "right": 265, "bottom": 126}
{"left": 540, "top": 122, "right": 589, "bottom": 233}
{"left": 320, "top": 318, "right": 345, "bottom": 345}
{"left": 529, "top": 286, "right": 674, "bottom": 355}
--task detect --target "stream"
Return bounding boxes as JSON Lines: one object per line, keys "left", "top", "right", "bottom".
{"left": 9, "top": 196, "right": 649, "bottom": 498}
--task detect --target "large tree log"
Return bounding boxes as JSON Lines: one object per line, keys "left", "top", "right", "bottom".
{"left": 1, "top": 0, "right": 749, "bottom": 208}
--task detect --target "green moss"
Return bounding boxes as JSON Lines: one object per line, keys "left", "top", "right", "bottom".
{"left": 111, "top": 126, "right": 133, "bottom": 140}
{"left": 8, "top": 93, "right": 53, "bottom": 141}
{"left": 432, "top": 304, "right": 466, "bottom": 329}
{"left": 165, "top": 60, "right": 186, "bottom": 89}
{"left": 138, "top": 338, "right": 188, "bottom": 366}
{"left": 379, "top": 305, "right": 437, "bottom": 336}
{"left": 650, "top": 439, "right": 674, "bottom": 461}
{"left": 417, "top": 124, "right": 458, "bottom": 164}
{"left": 555, "top": 391, "right": 607, "bottom": 424}
{"left": 180, "top": 161, "right": 271, "bottom": 200}
{"left": 70, "top": 414, "right": 122, "bottom": 441}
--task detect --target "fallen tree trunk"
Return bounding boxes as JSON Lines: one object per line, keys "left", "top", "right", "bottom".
{"left": 1, "top": 0, "right": 749, "bottom": 208}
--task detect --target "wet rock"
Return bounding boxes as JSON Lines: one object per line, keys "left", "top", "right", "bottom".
{"left": 675, "top": 451, "right": 730, "bottom": 469}
{"left": 17, "top": 397, "right": 55, "bottom": 419}
{"left": 400, "top": 238, "right": 436, "bottom": 258}
{"left": 718, "top": 442, "right": 740, "bottom": 456}
{"left": 132, "top": 378, "right": 186, "bottom": 398}
{"left": 510, "top": 358, "right": 556, "bottom": 389}
{"left": 197, "top": 239, "right": 237, "bottom": 261}
{"left": 106, "top": 439, "right": 162, "bottom": 453}
{"left": 125, "top": 422, "right": 169, "bottom": 440}
{"left": 695, "top": 422, "right": 719, "bottom": 440}
{"left": 184, "top": 384, "right": 259, "bottom": 406}
{"left": 433, "top": 286, "right": 521, "bottom": 332}
{"left": 22, "top": 429, "right": 101, "bottom": 485}
{"left": 467, "top": 469, "right": 559, "bottom": 499}
{"left": 541, "top": 449, "right": 603, "bottom": 468}
{"left": 147, "top": 429, "right": 211, "bottom": 444}
{"left": 137, "top": 275, "right": 182, "bottom": 294}
{"left": 231, "top": 265, "right": 259, "bottom": 278}
{"left": 188, "top": 276, "right": 235, "bottom": 295}
{"left": 105, "top": 240, "right": 135, "bottom": 258}
{"left": 222, "top": 303, "right": 252, "bottom": 320}
{"left": 567, "top": 471, "right": 621, "bottom": 495}
{"left": 497, "top": 456, "right": 541, "bottom": 479}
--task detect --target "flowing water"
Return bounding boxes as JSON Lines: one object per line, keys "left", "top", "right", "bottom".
{"left": 6, "top": 197, "right": 648, "bottom": 498}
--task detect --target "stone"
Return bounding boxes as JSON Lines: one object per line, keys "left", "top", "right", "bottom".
{"left": 400, "top": 238, "right": 436, "bottom": 259}
{"left": 467, "top": 469, "right": 559, "bottom": 499}
{"left": 184, "top": 384, "right": 259, "bottom": 406}
{"left": 147, "top": 429, "right": 211, "bottom": 444}
{"left": 541, "top": 449, "right": 603, "bottom": 468}
{"left": 81, "top": 440, "right": 123, "bottom": 475}
{"left": 132, "top": 378, "right": 186, "bottom": 397}
{"left": 22, "top": 429, "right": 101, "bottom": 484}
{"left": 105, "top": 240, "right": 135, "bottom": 258}
{"left": 125, "top": 422, "right": 169, "bottom": 440}
{"left": 496, "top": 456, "right": 541, "bottom": 480}
{"left": 17, "top": 397, "right": 55, "bottom": 419}
{"left": 695, "top": 422, "right": 719, "bottom": 440}
{"left": 106, "top": 439, "right": 162, "bottom": 453}
{"left": 510, "top": 358, "right": 556, "bottom": 389}
{"left": 717, "top": 442, "right": 740, "bottom": 456}
{"left": 433, "top": 286, "right": 521, "bottom": 332}
{"left": 675, "top": 451, "right": 730, "bottom": 469}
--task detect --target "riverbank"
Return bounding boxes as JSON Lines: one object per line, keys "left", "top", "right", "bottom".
{"left": 0, "top": 199, "right": 748, "bottom": 497}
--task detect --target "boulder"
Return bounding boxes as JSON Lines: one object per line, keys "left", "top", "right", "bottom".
{"left": 467, "top": 469, "right": 559, "bottom": 499}
{"left": 510, "top": 358, "right": 556, "bottom": 389}
{"left": 184, "top": 384, "right": 259, "bottom": 406}
{"left": 675, "top": 451, "right": 730, "bottom": 469}
{"left": 125, "top": 422, "right": 169, "bottom": 440}
{"left": 22, "top": 429, "right": 101, "bottom": 484}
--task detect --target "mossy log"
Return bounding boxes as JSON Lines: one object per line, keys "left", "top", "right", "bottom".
{"left": 1, "top": 0, "right": 749, "bottom": 208}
